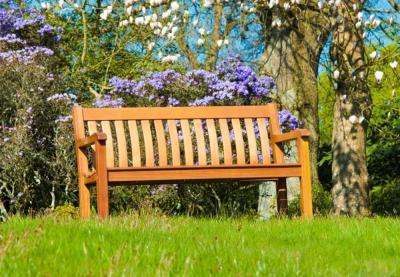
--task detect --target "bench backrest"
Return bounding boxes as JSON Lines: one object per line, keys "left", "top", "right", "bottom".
{"left": 72, "top": 104, "right": 283, "bottom": 168}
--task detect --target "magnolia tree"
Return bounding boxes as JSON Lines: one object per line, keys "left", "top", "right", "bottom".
{"left": 257, "top": 0, "right": 399, "bottom": 215}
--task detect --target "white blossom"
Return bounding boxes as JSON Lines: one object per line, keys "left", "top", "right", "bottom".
{"left": 197, "top": 38, "right": 205, "bottom": 46}
{"left": 333, "top": 70, "right": 340, "bottom": 79}
{"left": 390, "top": 61, "right": 398, "bottom": 69}
{"left": 375, "top": 71, "right": 384, "bottom": 83}
{"left": 349, "top": 115, "right": 357, "bottom": 124}
{"left": 170, "top": 1, "right": 180, "bottom": 11}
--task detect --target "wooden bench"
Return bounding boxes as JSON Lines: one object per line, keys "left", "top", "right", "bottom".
{"left": 72, "top": 104, "right": 312, "bottom": 219}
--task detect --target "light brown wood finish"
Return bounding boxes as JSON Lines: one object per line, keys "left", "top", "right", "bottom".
{"left": 218, "top": 119, "right": 232, "bottom": 165}
{"left": 100, "top": 121, "right": 115, "bottom": 168}
{"left": 94, "top": 138, "right": 108, "bottom": 218}
{"left": 268, "top": 104, "right": 284, "bottom": 163}
{"left": 206, "top": 119, "right": 219, "bottom": 165}
{"left": 257, "top": 118, "right": 271, "bottom": 164}
{"left": 73, "top": 104, "right": 313, "bottom": 219}
{"left": 232, "top": 119, "right": 245, "bottom": 164}
{"left": 167, "top": 120, "right": 181, "bottom": 166}
{"left": 141, "top": 120, "right": 154, "bottom": 167}
{"left": 180, "top": 120, "right": 194, "bottom": 165}
{"left": 128, "top": 120, "right": 141, "bottom": 167}
{"left": 193, "top": 119, "right": 207, "bottom": 165}
{"left": 83, "top": 105, "right": 276, "bottom": 121}
{"left": 72, "top": 106, "right": 91, "bottom": 218}
{"left": 244, "top": 118, "right": 258, "bottom": 164}
{"left": 297, "top": 136, "right": 313, "bottom": 218}
{"left": 154, "top": 120, "right": 168, "bottom": 166}
{"left": 114, "top": 121, "right": 128, "bottom": 167}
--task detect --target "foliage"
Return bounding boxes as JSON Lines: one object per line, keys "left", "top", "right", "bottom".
{"left": 370, "top": 179, "right": 400, "bottom": 216}
{"left": 2, "top": 216, "right": 400, "bottom": 275}
{"left": 287, "top": 184, "right": 333, "bottom": 217}
{"left": 0, "top": 0, "right": 75, "bottom": 213}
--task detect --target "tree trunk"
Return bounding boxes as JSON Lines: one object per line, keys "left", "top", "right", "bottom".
{"left": 330, "top": 3, "right": 371, "bottom": 215}
{"left": 260, "top": 13, "right": 329, "bottom": 187}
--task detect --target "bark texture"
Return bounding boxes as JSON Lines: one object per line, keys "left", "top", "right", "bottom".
{"left": 260, "top": 7, "right": 330, "bottom": 186}
{"left": 330, "top": 3, "right": 371, "bottom": 215}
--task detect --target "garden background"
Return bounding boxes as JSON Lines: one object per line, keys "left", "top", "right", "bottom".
{"left": 0, "top": 0, "right": 399, "bottom": 219}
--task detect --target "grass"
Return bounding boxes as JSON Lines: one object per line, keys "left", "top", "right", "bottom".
{"left": 0, "top": 215, "right": 399, "bottom": 276}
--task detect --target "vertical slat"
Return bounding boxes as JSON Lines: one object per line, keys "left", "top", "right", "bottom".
{"left": 206, "top": 119, "right": 219, "bottom": 165}
{"left": 257, "top": 118, "right": 271, "bottom": 164}
{"left": 141, "top": 120, "right": 154, "bottom": 167}
{"left": 87, "top": 121, "right": 98, "bottom": 150}
{"left": 128, "top": 120, "right": 141, "bottom": 167}
{"left": 88, "top": 121, "right": 98, "bottom": 135}
{"left": 180, "top": 120, "right": 193, "bottom": 165}
{"left": 244, "top": 118, "right": 258, "bottom": 164}
{"left": 114, "top": 121, "right": 128, "bottom": 167}
{"left": 193, "top": 119, "right": 207, "bottom": 166}
{"left": 269, "top": 104, "right": 284, "bottom": 163}
{"left": 232, "top": 119, "right": 245, "bottom": 164}
{"left": 167, "top": 120, "right": 181, "bottom": 166}
{"left": 154, "top": 120, "right": 168, "bottom": 166}
{"left": 72, "top": 106, "right": 90, "bottom": 218}
{"left": 101, "top": 121, "right": 114, "bottom": 168}
{"left": 218, "top": 119, "right": 232, "bottom": 165}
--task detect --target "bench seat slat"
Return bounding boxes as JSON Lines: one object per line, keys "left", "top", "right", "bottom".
{"left": 107, "top": 164, "right": 302, "bottom": 183}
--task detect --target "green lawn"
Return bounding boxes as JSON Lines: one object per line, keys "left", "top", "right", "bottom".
{"left": 0, "top": 216, "right": 399, "bottom": 276}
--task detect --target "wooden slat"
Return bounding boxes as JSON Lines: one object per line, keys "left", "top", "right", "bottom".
{"left": 206, "top": 119, "right": 219, "bottom": 165}
{"left": 87, "top": 121, "right": 98, "bottom": 150}
{"left": 180, "top": 120, "right": 193, "bottom": 165}
{"left": 108, "top": 164, "right": 302, "bottom": 183}
{"left": 245, "top": 118, "right": 258, "bottom": 164}
{"left": 101, "top": 121, "right": 114, "bottom": 167}
{"left": 232, "top": 119, "right": 245, "bottom": 165}
{"left": 257, "top": 118, "right": 271, "bottom": 164}
{"left": 218, "top": 119, "right": 232, "bottom": 165}
{"left": 141, "top": 120, "right": 154, "bottom": 167}
{"left": 128, "top": 120, "right": 141, "bottom": 167}
{"left": 114, "top": 121, "right": 128, "bottom": 167}
{"left": 268, "top": 104, "right": 284, "bottom": 163}
{"left": 193, "top": 119, "right": 207, "bottom": 166}
{"left": 154, "top": 120, "right": 167, "bottom": 166}
{"left": 167, "top": 120, "right": 181, "bottom": 166}
{"left": 83, "top": 105, "right": 275, "bottom": 121}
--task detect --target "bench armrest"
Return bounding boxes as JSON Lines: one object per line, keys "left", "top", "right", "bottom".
{"left": 271, "top": 129, "right": 310, "bottom": 143}
{"left": 77, "top": 132, "right": 107, "bottom": 148}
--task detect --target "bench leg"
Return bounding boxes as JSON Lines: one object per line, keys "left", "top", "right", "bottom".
{"left": 297, "top": 137, "right": 313, "bottom": 219}
{"left": 276, "top": 178, "right": 288, "bottom": 215}
{"left": 79, "top": 177, "right": 90, "bottom": 219}
{"left": 95, "top": 140, "right": 109, "bottom": 219}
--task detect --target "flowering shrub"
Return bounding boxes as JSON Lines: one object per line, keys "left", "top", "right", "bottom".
{"left": 98, "top": 56, "right": 299, "bottom": 130}
{"left": 0, "top": 1, "right": 75, "bottom": 215}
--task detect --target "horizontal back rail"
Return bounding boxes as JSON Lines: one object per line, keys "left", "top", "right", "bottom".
{"left": 82, "top": 105, "right": 277, "bottom": 121}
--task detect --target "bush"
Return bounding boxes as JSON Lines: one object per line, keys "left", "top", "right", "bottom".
{"left": 370, "top": 179, "right": 400, "bottom": 216}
